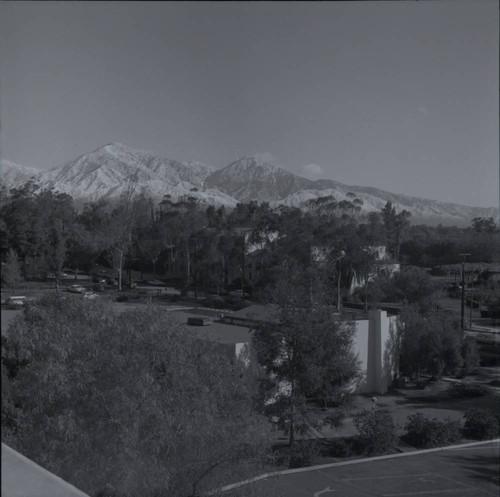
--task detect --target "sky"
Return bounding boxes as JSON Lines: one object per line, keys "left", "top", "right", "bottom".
{"left": 0, "top": 1, "right": 498, "bottom": 207}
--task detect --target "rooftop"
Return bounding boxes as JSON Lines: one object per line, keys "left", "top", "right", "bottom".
{"left": 1, "top": 444, "right": 90, "bottom": 497}
{"left": 171, "top": 310, "right": 253, "bottom": 344}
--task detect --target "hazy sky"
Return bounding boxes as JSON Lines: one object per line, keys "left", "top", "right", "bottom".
{"left": 0, "top": 1, "right": 498, "bottom": 207}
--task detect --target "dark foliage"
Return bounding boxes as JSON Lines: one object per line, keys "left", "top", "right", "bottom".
{"left": 463, "top": 408, "right": 500, "bottom": 440}
{"left": 404, "top": 413, "right": 462, "bottom": 448}
{"left": 354, "top": 409, "right": 397, "bottom": 455}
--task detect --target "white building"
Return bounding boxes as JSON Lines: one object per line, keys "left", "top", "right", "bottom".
{"left": 178, "top": 304, "right": 399, "bottom": 394}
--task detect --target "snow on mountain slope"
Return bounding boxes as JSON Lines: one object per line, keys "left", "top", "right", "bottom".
{"left": 205, "top": 155, "right": 315, "bottom": 202}
{"left": 1, "top": 145, "right": 497, "bottom": 224}
{"left": 177, "top": 161, "right": 215, "bottom": 188}
{"left": 272, "top": 185, "right": 498, "bottom": 226}
{"left": 1, "top": 160, "right": 40, "bottom": 188}
{"left": 32, "top": 143, "right": 233, "bottom": 205}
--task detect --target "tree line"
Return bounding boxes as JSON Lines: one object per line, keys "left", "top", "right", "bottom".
{"left": 2, "top": 181, "right": 497, "bottom": 298}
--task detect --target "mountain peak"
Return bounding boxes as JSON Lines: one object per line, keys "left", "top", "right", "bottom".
{"left": 1, "top": 159, "right": 39, "bottom": 188}
{"left": 205, "top": 156, "right": 315, "bottom": 202}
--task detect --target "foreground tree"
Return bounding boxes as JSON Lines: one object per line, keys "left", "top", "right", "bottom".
{"left": 2, "top": 297, "right": 270, "bottom": 497}
{"left": 252, "top": 266, "right": 361, "bottom": 446}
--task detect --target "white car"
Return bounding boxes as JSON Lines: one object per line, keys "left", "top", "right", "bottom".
{"left": 68, "top": 285, "right": 86, "bottom": 294}
{"left": 83, "top": 292, "right": 99, "bottom": 300}
{"left": 6, "top": 296, "right": 26, "bottom": 308}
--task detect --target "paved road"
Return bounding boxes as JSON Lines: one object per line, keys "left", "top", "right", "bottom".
{"left": 225, "top": 441, "right": 499, "bottom": 497}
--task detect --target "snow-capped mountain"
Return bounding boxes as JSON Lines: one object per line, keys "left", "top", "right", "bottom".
{"left": 1, "top": 160, "right": 39, "bottom": 188}
{"left": 205, "top": 156, "right": 498, "bottom": 225}
{"left": 1, "top": 144, "right": 235, "bottom": 206}
{"left": 1, "top": 144, "right": 497, "bottom": 225}
{"left": 205, "top": 155, "right": 315, "bottom": 202}
{"left": 272, "top": 187, "right": 498, "bottom": 226}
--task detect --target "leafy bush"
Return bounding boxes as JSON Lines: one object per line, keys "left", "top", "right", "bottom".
{"left": 463, "top": 409, "right": 499, "bottom": 440}
{"left": 322, "top": 437, "right": 360, "bottom": 458}
{"left": 269, "top": 439, "right": 321, "bottom": 469}
{"left": 405, "top": 413, "right": 462, "bottom": 448}
{"left": 354, "top": 409, "right": 397, "bottom": 455}
{"left": 447, "top": 383, "right": 488, "bottom": 398}
{"left": 288, "top": 439, "right": 320, "bottom": 468}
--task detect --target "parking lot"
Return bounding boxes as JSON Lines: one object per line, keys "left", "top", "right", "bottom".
{"left": 224, "top": 440, "right": 499, "bottom": 497}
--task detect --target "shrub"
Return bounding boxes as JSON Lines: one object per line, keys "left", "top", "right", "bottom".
{"left": 288, "top": 439, "right": 320, "bottom": 468}
{"left": 405, "top": 413, "right": 462, "bottom": 448}
{"left": 322, "top": 437, "right": 360, "bottom": 458}
{"left": 116, "top": 295, "right": 129, "bottom": 302}
{"left": 463, "top": 409, "right": 499, "bottom": 440}
{"left": 447, "top": 383, "right": 488, "bottom": 398}
{"left": 354, "top": 409, "right": 397, "bottom": 455}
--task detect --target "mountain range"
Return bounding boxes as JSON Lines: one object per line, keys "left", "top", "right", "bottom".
{"left": 1, "top": 143, "right": 497, "bottom": 226}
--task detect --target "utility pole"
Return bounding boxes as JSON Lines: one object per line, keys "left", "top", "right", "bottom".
{"left": 459, "top": 253, "right": 470, "bottom": 330}
{"left": 469, "top": 265, "right": 474, "bottom": 328}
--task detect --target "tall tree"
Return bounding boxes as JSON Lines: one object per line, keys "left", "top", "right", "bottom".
{"left": 381, "top": 202, "right": 412, "bottom": 259}
{"left": 252, "top": 265, "right": 360, "bottom": 446}
{"left": 104, "top": 185, "right": 140, "bottom": 291}
{"left": 399, "top": 307, "right": 470, "bottom": 380}
{"left": 471, "top": 217, "right": 497, "bottom": 233}
{"left": 2, "top": 248, "right": 22, "bottom": 294}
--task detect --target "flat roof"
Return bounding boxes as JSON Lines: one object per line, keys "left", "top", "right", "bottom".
{"left": 2, "top": 444, "right": 90, "bottom": 497}
{"left": 231, "top": 304, "right": 374, "bottom": 322}
{"left": 171, "top": 310, "right": 253, "bottom": 344}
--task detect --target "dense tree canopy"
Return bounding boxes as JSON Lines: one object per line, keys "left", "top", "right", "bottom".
{"left": 2, "top": 297, "right": 270, "bottom": 497}
{"left": 1, "top": 181, "right": 498, "bottom": 301}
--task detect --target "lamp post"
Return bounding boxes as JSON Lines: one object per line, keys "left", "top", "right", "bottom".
{"left": 459, "top": 253, "right": 470, "bottom": 330}
{"left": 469, "top": 264, "right": 475, "bottom": 328}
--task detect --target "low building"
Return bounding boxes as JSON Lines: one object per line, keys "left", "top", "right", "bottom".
{"left": 174, "top": 304, "right": 398, "bottom": 394}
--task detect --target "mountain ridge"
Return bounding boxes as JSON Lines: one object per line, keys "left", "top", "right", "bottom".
{"left": 1, "top": 144, "right": 497, "bottom": 225}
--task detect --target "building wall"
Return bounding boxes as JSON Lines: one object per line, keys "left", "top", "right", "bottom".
{"left": 351, "top": 318, "right": 370, "bottom": 391}
{"left": 353, "top": 310, "right": 398, "bottom": 394}
{"left": 230, "top": 309, "right": 399, "bottom": 395}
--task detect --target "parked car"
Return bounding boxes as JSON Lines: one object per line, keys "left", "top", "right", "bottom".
{"left": 6, "top": 296, "right": 26, "bottom": 309}
{"left": 146, "top": 279, "right": 166, "bottom": 286}
{"left": 68, "top": 285, "right": 86, "bottom": 294}
{"left": 92, "top": 283, "right": 105, "bottom": 292}
{"left": 83, "top": 292, "right": 99, "bottom": 300}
